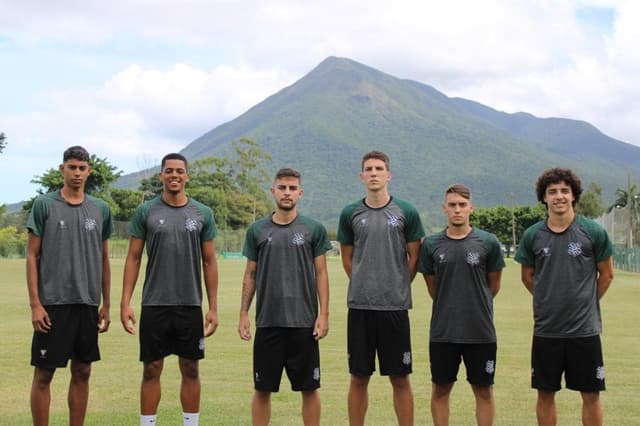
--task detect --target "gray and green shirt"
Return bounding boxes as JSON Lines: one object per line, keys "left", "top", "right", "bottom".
{"left": 337, "top": 197, "right": 425, "bottom": 310}
{"left": 419, "top": 228, "right": 505, "bottom": 343}
{"left": 27, "top": 191, "right": 112, "bottom": 306}
{"left": 515, "top": 215, "right": 613, "bottom": 338}
{"left": 243, "top": 214, "right": 331, "bottom": 328}
{"left": 129, "top": 196, "right": 217, "bottom": 306}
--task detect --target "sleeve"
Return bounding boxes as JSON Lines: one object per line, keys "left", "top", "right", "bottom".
{"left": 26, "top": 196, "right": 48, "bottom": 236}
{"left": 312, "top": 222, "right": 333, "bottom": 257}
{"left": 200, "top": 205, "right": 217, "bottom": 241}
{"left": 486, "top": 233, "right": 506, "bottom": 272}
{"left": 101, "top": 200, "right": 113, "bottom": 241}
{"left": 336, "top": 206, "right": 354, "bottom": 244}
{"left": 128, "top": 203, "right": 147, "bottom": 240}
{"left": 401, "top": 203, "right": 426, "bottom": 242}
{"left": 589, "top": 221, "right": 614, "bottom": 262}
{"left": 242, "top": 223, "right": 258, "bottom": 261}
{"left": 417, "top": 238, "right": 434, "bottom": 274}
{"left": 514, "top": 226, "right": 536, "bottom": 266}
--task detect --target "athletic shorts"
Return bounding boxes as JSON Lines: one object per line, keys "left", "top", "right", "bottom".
{"left": 139, "top": 306, "right": 204, "bottom": 363}
{"left": 429, "top": 341, "right": 497, "bottom": 386}
{"left": 531, "top": 335, "right": 605, "bottom": 392}
{"left": 253, "top": 327, "right": 320, "bottom": 392}
{"left": 347, "top": 309, "right": 412, "bottom": 377}
{"left": 31, "top": 304, "right": 100, "bottom": 368}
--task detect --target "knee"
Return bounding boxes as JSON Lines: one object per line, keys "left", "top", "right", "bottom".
{"left": 389, "top": 375, "right": 411, "bottom": 391}
{"left": 179, "top": 359, "right": 199, "bottom": 381}
{"left": 350, "top": 375, "right": 370, "bottom": 389}
{"left": 70, "top": 363, "right": 91, "bottom": 382}
{"left": 471, "top": 385, "right": 493, "bottom": 402}
{"left": 143, "top": 360, "right": 163, "bottom": 382}
{"left": 33, "top": 368, "right": 55, "bottom": 388}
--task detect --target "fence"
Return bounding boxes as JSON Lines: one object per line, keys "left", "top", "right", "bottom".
{"left": 613, "top": 247, "right": 640, "bottom": 273}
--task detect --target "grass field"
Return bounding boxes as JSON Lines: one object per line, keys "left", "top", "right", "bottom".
{"left": 1, "top": 257, "right": 638, "bottom": 425}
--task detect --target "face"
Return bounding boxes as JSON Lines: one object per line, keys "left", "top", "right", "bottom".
{"left": 60, "top": 159, "right": 91, "bottom": 191}
{"left": 271, "top": 176, "right": 302, "bottom": 211}
{"left": 443, "top": 192, "right": 473, "bottom": 227}
{"left": 160, "top": 159, "right": 189, "bottom": 194}
{"left": 359, "top": 158, "right": 391, "bottom": 192}
{"left": 543, "top": 181, "right": 575, "bottom": 215}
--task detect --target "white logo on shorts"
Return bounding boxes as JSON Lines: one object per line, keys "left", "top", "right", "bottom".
{"left": 40, "top": 349, "right": 47, "bottom": 359}
{"left": 596, "top": 366, "right": 605, "bottom": 380}
{"left": 402, "top": 352, "right": 411, "bottom": 365}
{"left": 198, "top": 338, "right": 205, "bottom": 351}
{"left": 313, "top": 367, "right": 320, "bottom": 381}
{"left": 485, "top": 360, "right": 495, "bottom": 374}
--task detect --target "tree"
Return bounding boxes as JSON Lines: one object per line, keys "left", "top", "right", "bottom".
{"left": 607, "top": 178, "right": 639, "bottom": 248}
{"left": 0, "top": 132, "right": 6, "bottom": 154}
{"left": 23, "top": 154, "right": 123, "bottom": 213}
{"left": 110, "top": 188, "right": 144, "bottom": 221}
{"left": 576, "top": 183, "right": 605, "bottom": 218}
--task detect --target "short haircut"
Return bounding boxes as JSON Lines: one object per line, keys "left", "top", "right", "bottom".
{"left": 161, "top": 153, "right": 188, "bottom": 171}
{"left": 274, "top": 167, "right": 301, "bottom": 182}
{"left": 361, "top": 150, "right": 390, "bottom": 171}
{"left": 63, "top": 146, "right": 90, "bottom": 162}
{"left": 445, "top": 184, "right": 472, "bottom": 200}
{"left": 536, "top": 167, "right": 583, "bottom": 207}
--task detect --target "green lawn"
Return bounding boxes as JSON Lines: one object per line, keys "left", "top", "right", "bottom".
{"left": 1, "top": 257, "right": 638, "bottom": 425}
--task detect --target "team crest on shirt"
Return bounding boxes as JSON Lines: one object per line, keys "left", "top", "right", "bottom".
{"left": 387, "top": 215, "right": 401, "bottom": 227}
{"left": 402, "top": 351, "right": 411, "bottom": 365}
{"left": 84, "top": 218, "right": 97, "bottom": 231}
{"left": 567, "top": 242, "right": 582, "bottom": 257}
{"left": 596, "top": 366, "right": 605, "bottom": 380}
{"left": 185, "top": 217, "right": 199, "bottom": 231}
{"left": 485, "top": 360, "right": 495, "bottom": 374}
{"left": 466, "top": 251, "right": 480, "bottom": 266}
{"left": 292, "top": 232, "right": 305, "bottom": 246}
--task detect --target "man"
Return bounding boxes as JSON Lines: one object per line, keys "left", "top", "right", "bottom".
{"left": 515, "top": 167, "right": 614, "bottom": 426}
{"left": 238, "top": 168, "right": 331, "bottom": 426}
{"left": 418, "top": 184, "right": 505, "bottom": 426}
{"left": 337, "top": 150, "right": 425, "bottom": 426}
{"left": 27, "top": 145, "right": 112, "bottom": 426}
{"left": 120, "top": 153, "right": 219, "bottom": 426}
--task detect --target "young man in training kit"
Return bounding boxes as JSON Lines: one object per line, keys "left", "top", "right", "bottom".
{"left": 238, "top": 168, "right": 331, "bottom": 426}
{"left": 338, "top": 150, "right": 425, "bottom": 426}
{"left": 120, "top": 153, "right": 219, "bottom": 426}
{"left": 419, "top": 184, "right": 505, "bottom": 426}
{"left": 515, "top": 167, "right": 614, "bottom": 426}
{"left": 27, "top": 145, "right": 113, "bottom": 426}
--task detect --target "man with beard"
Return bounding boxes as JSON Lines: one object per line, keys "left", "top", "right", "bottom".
{"left": 238, "top": 167, "right": 331, "bottom": 426}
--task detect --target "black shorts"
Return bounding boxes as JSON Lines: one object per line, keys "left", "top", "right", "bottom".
{"left": 429, "top": 341, "right": 497, "bottom": 386}
{"left": 531, "top": 335, "right": 605, "bottom": 392}
{"left": 31, "top": 304, "right": 100, "bottom": 368}
{"left": 347, "top": 309, "right": 412, "bottom": 377}
{"left": 139, "top": 306, "right": 204, "bottom": 363}
{"left": 253, "top": 327, "right": 320, "bottom": 392}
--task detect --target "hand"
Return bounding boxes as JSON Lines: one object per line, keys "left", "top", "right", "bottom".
{"left": 204, "top": 309, "right": 219, "bottom": 337}
{"left": 313, "top": 315, "right": 329, "bottom": 340}
{"left": 238, "top": 313, "right": 252, "bottom": 341}
{"left": 98, "top": 306, "right": 111, "bottom": 333}
{"left": 120, "top": 305, "right": 137, "bottom": 335}
{"left": 31, "top": 304, "right": 51, "bottom": 333}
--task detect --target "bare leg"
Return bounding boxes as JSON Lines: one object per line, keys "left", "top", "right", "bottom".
{"left": 389, "top": 375, "right": 413, "bottom": 426}
{"left": 179, "top": 357, "right": 200, "bottom": 413}
{"left": 536, "top": 390, "right": 557, "bottom": 426}
{"left": 252, "top": 390, "right": 271, "bottom": 426}
{"left": 68, "top": 360, "right": 92, "bottom": 426}
{"left": 31, "top": 367, "right": 55, "bottom": 426}
{"left": 141, "top": 359, "right": 164, "bottom": 415}
{"left": 301, "top": 389, "right": 321, "bottom": 426}
{"left": 431, "top": 382, "right": 454, "bottom": 426}
{"left": 348, "top": 375, "right": 370, "bottom": 426}
{"left": 581, "top": 392, "right": 602, "bottom": 426}
{"left": 471, "top": 384, "right": 494, "bottom": 426}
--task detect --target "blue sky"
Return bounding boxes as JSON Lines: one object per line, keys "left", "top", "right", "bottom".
{"left": 1, "top": 0, "right": 638, "bottom": 204}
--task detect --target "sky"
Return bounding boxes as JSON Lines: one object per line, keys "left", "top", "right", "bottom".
{"left": 1, "top": 0, "right": 639, "bottom": 204}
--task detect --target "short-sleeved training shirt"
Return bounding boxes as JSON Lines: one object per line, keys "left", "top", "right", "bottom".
{"left": 27, "top": 191, "right": 112, "bottom": 306}
{"left": 419, "top": 228, "right": 505, "bottom": 343}
{"left": 337, "top": 197, "right": 425, "bottom": 310}
{"left": 243, "top": 214, "right": 332, "bottom": 328}
{"left": 514, "top": 215, "right": 613, "bottom": 338}
{"left": 129, "top": 196, "right": 217, "bottom": 306}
